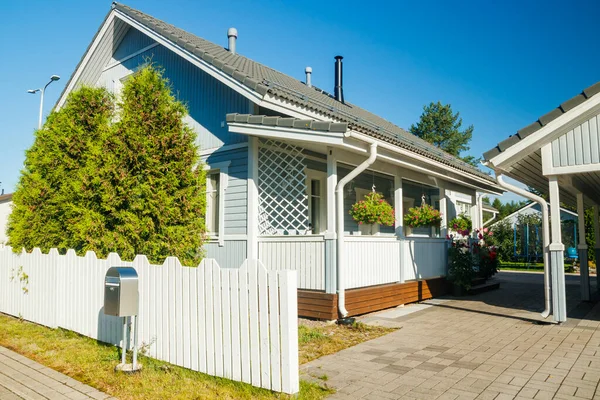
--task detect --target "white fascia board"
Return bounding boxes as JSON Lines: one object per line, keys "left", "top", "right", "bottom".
{"left": 57, "top": 11, "right": 118, "bottom": 109}
{"left": 227, "top": 123, "right": 345, "bottom": 146}
{"left": 113, "top": 11, "right": 264, "bottom": 104}
{"left": 489, "top": 95, "right": 600, "bottom": 169}
{"left": 344, "top": 132, "right": 501, "bottom": 194}
{"left": 342, "top": 138, "right": 500, "bottom": 195}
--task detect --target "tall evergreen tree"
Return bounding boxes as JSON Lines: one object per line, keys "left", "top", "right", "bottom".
{"left": 410, "top": 101, "right": 478, "bottom": 166}
{"left": 8, "top": 87, "right": 114, "bottom": 253}
{"left": 9, "top": 66, "right": 206, "bottom": 265}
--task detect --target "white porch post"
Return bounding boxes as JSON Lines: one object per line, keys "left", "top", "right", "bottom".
{"left": 247, "top": 136, "right": 259, "bottom": 260}
{"left": 477, "top": 194, "right": 484, "bottom": 232}
{"left": 325, "top": 148, "right": 337, "bottom": 294}
{"left": 470, "top": 194, "right": 479, "bottom": 237}
{"left": 394, "top": 173, "right": 404, "bottom": 283}
{"left": 549, "top": 176, "right": 567, "bottom": 322}
{"left": 439, "top": 186, "right": 448, "bottom": 238}
{"left": 594, "top": 205, "right": 600, "bottom": 292}
{"left": 576, "top": 192, "right": 590, "bottom": 301}
{"left": 394, "top": 174, "right": 403, "bottom": 238}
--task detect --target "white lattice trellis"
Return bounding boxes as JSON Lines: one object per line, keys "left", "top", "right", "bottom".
{"left": 258, "top": 139, "right": 308, "bottom": 235}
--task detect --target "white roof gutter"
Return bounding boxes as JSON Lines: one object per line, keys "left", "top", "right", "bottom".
{"left": 345, "top": 131, "right": 501, "bottom": 195}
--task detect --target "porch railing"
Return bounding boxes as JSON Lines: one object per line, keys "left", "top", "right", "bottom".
{"left": 257, "top": 235, "right": 448, "bottom": 291}
{"left": 344, "top": 236, "right": 402, "bottom": 289}
{"left": 402, "top": 238, "right": 448, "bottom": 281}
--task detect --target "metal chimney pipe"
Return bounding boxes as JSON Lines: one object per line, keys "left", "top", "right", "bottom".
{"left": 227, "top": 27, "right": 238, "bottom": 55}
{"left": 334, "top": 56, "right": 344, "bottom": 103}
{"left": 305, "top": 66, "right": 312, "bottom": 88}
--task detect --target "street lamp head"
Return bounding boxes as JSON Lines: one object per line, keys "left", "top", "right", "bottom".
{"left": 27, "top": 89, "right": 39, "bottom": 94}
{"left": 50, "top": 75, "right": 60, "bottom": 81}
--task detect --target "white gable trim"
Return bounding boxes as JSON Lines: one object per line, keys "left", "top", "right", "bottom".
{"left": 488, "top": 95, "right": 600, "bottom": 170}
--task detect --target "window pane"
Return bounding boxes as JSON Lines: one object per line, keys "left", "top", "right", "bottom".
{"left": 311, "top": 195, "right": 320, "bottom": 234}
{"left": 311, "top": 179, "right": 320, "bottom": 197}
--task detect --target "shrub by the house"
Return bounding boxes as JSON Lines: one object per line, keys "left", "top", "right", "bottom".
{"left": 9, "top": 65, "right": 206, "bottom": 265}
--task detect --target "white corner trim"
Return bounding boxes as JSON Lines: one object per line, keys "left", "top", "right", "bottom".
{"left": 57, "top": 11, "right": 118, "bottom": 109}
{"left": 205, "top": 161, "right": 230, "bottom": 246}
{"left": 489, "top": 95, "right": 600, "bottom": 169}
{"left": 247, "top": 137, "right": 260, "bottom": 259}
{"left": 541, "top": 143, "right": 553, "bottom": 175}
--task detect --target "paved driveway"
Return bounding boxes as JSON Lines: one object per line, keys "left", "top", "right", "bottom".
{"left": 302, "top": 271, "right": 600, "bottom": 399}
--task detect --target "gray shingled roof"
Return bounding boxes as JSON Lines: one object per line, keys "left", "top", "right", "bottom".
{"left": 75, "top": 3, "right": 494, "bottom": 183}
{"left": 483, "top": 81, "right": 600, "bottom": 161}
{"left": 226, "top": 114, "right": 348, "bottom": 133}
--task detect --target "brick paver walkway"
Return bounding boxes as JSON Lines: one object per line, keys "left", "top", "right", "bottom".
{"left": 302, "top": 271, "right": 600, "bottom": 399}
{"left": 0, "top": 346, "right": 113, "bottom": 400}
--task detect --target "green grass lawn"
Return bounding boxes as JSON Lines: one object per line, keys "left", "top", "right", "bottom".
{"left": 0, "top": 313, "right": 332, "bottom": 400}
{"left": 0, "top": 313, "right": 396, "bottom": 399}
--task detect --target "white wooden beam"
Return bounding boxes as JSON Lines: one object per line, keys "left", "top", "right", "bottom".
{"left": 439, "top": 186, "right": 447, "bottom": 238}
{"left": 326, "top": 148, "right": 337, "bottom": 239}
{"left": 549, "top": 175, "right": 567, "bottom": 322}
{"left": 394, "top": 173, "right": 403, "bottom": 239}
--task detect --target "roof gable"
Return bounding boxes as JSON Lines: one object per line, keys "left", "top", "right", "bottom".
{"left": 59, "top": 2, "right": 495, "bottom": 184}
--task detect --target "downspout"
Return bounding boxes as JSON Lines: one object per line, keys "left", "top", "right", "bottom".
{"left": 496, "top": 174, "right": 551, "bottom": 319}
{"left": 335, "top": 142, "right": 378, "bottom": 318}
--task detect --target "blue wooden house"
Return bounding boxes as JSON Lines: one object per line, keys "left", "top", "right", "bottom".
{"left": 56, "top": 3, "right": 501, "bottom": 319}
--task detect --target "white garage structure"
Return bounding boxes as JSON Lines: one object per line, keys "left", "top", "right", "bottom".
{"left": 484, "top": 82, "right": 600, "bottom": 323}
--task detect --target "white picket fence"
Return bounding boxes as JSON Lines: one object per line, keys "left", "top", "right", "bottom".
{"left": 0, "top": 247, "right": 299, "bottom": 394}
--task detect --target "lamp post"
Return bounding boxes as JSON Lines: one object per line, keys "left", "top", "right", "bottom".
{"left": 28, "top": 75, "right": 60, "bottom": 129}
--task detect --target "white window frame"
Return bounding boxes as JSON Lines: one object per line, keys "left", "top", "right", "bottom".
{"left": 456, "top": 200, "right": 470, "bottom": 216}
{"left": 305, "top": 169, "right": 327, "bottom": 235}
{"left": 204, "top": 161, "right": 230, "bottom": 246}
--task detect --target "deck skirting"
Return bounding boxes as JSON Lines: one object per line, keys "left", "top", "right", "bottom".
{"left": 298, "top": 277, "right": 449, "bottom": 320}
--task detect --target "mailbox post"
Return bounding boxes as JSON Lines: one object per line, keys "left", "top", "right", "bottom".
{"left": 104, "top": 267, "right": 142, "bottom": 372}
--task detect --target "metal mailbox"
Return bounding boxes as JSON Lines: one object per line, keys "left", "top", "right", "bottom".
{"left": 104, "top": 267, "right": 139, "bottom": 317}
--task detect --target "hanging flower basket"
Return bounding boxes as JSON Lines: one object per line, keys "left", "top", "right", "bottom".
{"left": 403, "top": 203, "right": 442, "bottom": 228}
{"left": 349, "top": 192, "right": 395, "bottom": 226}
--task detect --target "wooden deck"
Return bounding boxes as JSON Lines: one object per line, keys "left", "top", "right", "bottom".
{"left": 298, "top": 277, "right": 448, "bottom": 320}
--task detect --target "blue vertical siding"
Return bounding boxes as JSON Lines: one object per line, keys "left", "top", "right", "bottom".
{"left": 97, "top": 27, "right": 250, "bottom": 149}
{"left": 111, "top": 27, "right": 155, "bottom": 61}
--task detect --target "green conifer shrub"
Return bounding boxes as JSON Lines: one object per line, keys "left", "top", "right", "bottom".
{"left": 9, "top": 66, "right": 206, "bottom": 266}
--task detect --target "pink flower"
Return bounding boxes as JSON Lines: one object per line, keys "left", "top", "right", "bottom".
{"left": 483, "top": 227, "right": 488, "bottom": 233}
{"left": 488, "top": 231, "right": 493, "bottom": 236}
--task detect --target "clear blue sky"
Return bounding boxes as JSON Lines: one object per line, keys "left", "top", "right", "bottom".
{"left": 1, "top": 0, "right": 599, "bottom": 203}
